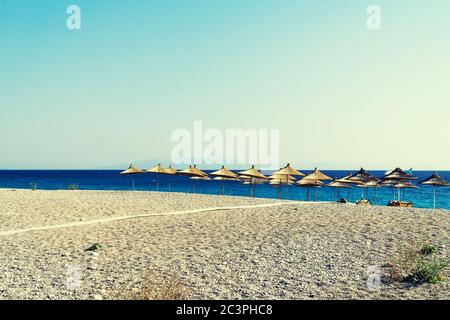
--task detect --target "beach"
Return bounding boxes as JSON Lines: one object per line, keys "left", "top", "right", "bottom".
{"left": 0, "top": 189, "right": 448, "bottom": 300}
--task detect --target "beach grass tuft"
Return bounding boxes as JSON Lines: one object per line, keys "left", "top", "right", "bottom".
{"left": 385, "top": 240, "right": 448, "bottom": 285}
{"left": 410, "top": 257, "right": 448, "bottom": 284}
{"left": 420, "top": 244, "right": 438, "bottom": 256}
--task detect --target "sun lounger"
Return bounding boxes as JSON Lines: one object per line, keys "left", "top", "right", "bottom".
{"left": 356, "top": 199, "right": 371, "bottom": 206}
{"left": 388, "top": 200, "right": 413, "bottom": 208}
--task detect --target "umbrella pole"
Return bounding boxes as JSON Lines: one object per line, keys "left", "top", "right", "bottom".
{"left": 132, "top": 176, "right": 135, "bottom": 191}
{"left": 286, "top": 183, "right": 289, "bottom": 200}
{"left": 434, "top": 186, "right": 436, "bottom": 209}
{"left": 307, "top": 187, "right": 310, "bottom": 201}
{"left": 157, "top": 173, "right": 159, "bottom": 191}
{"left": 374, "top": 187, "right": 377, "bottom": 205}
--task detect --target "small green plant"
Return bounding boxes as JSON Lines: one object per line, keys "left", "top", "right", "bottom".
{"left": 385, "top": 240, "right": 448, "bottom": 285}
{"left": 410, "top": 257, "right": 448, "bottom": 284}
{"left": 85, "top": 243, "right": 102, "bottom": 252}
{"left": 67, "top": 184, "right": 79, "bottom": 190}
{"left": 30, "top": 183, "right": 38, "bottom": 191}
{"left": 420, "top": 244, "right": 438, "bottom": 256}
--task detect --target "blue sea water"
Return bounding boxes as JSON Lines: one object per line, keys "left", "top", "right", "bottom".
{"left": 0, "top": 170, "right": 449, "bottom": 210}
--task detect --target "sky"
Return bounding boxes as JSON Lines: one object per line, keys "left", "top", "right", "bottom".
{"left": 0, "top": 0, "right": 449, "bottom": 170}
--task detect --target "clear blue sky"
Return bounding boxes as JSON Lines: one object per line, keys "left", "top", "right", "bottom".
{"left": 0, "top": 0, "right": 449, "bottom": 170}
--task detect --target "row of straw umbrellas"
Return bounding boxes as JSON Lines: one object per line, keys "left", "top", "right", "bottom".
{"left": 120, "top": 164, "right": 449, "bottom": 209}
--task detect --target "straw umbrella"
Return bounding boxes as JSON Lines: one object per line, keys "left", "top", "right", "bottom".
{"left": 146, "top": 163, "right": 170, "bottom": 191}
{"left": 327, "top": 180, "right": 352, "bottom": 201}
{"left": 120, "top": 164, "right": 144, "bottom": 191}
{"left": 238, "top": 165, "right": 268, "bottom": 197}
{"left": 299, "top": 168, "right": 332, "bottom": 200}
{"left": 337, "top": 173, "right": 361, "bottom": 200}
{"left": 346, "top": 168, "right": 374, "bottom": 199}
{"left": 272, "top": 163, "right": 304, "bottom": 199}
{"left": 303, "top": 168, "right": 332, "bottom": 181}
{"left": 382, "top": 168, "right": 417, "bottom": 201}
{"left": 419, "top": 172, "right": 450, "bottom": 209}
{"left": 192, "top": 165, "right": 208, "bottom": 178}
{"left": 383, "top": 168, "right": 417, "bottom": 181}
{"left": 210, "top": 166, "right": 239, "bottom": 195}
{"left": 296, "top": 178, "right": 324, "bottom": 201}
{"left": 177, "top": 165, "right": 207, "bottom": 193}
{"left": 165, "top": 165, "right": 177, "bottom": 192}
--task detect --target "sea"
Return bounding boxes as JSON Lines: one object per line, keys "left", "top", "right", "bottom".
{"left": 0, "top": 170, "right": 449, "bottom": 210}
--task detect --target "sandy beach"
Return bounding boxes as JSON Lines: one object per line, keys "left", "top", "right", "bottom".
{"left": 0, "top": 189, "right": 448, "bottom": 300}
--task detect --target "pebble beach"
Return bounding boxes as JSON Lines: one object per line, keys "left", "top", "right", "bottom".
{"left": 0, "top": 189, "right": 448, "bottom": 300}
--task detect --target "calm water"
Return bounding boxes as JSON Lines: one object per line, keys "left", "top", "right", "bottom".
{"left": 0, "top": 170, "right": 449, "bottom": 210}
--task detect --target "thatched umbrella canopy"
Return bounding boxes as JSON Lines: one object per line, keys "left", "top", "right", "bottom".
{"left": 303, "top": 168, "right": 332, "bottom": 181}
{"left": 146, "top": 163, "right": 168, "bottom": 174}
{"left": 120, "top": 164, "right": 145, "bottom": 191}
{"left": 346, "top": 168, "right": 378, "bottom": 200}
{"left": 327, "top": 180, "right": 352, "bottom": 201}
{"left": 165, "top": 165, "right": 177, "bottom": 174}
{"left": 381, "top": 168, "right": 417, "bottom": 202}
{"left": 296, "top": 178, "right": 324, "bottom": 187}
{"left": 348, "top": 168, "right": 372, "bottom": 183}
{"left": 209, "top": 166, "right": 240, "bottom": 195}
{"left": 419, "top": 172, "right": 449, "bottom": 209}
{"left": 272, "top": 164, "right": 304, "bottom": 199}
{"left": 177, "top": 165, "right": 207, "bottom": 193}
{"left": 238, "top": 165, "right": 268, "bottom": 197}
{"left": 238, "top": 165, "right": 267, "bottom": 179}
{"left": 177, "top": 165, "right": 205, "bottom": 178}
{"left": 192, "top": 165, "right": 208, "bottom": 177}
{"left": 272, "top": 163, "right": 305, "bottom": 177}
{"left": 336, "top": 173, "right": 363, "bottom": 185}
{"left": 146, "top": 164, "right": 171, "bottom": 191}
{"left": 383, "top": 168, "right": 417, "bottom": 180}
{"left": 210, "top": 166, "right": 239, "bottom": 179}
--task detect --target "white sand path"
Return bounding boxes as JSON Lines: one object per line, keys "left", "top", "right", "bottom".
{"left": 0, "top": 201, "right": 304, "bottom": 237}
